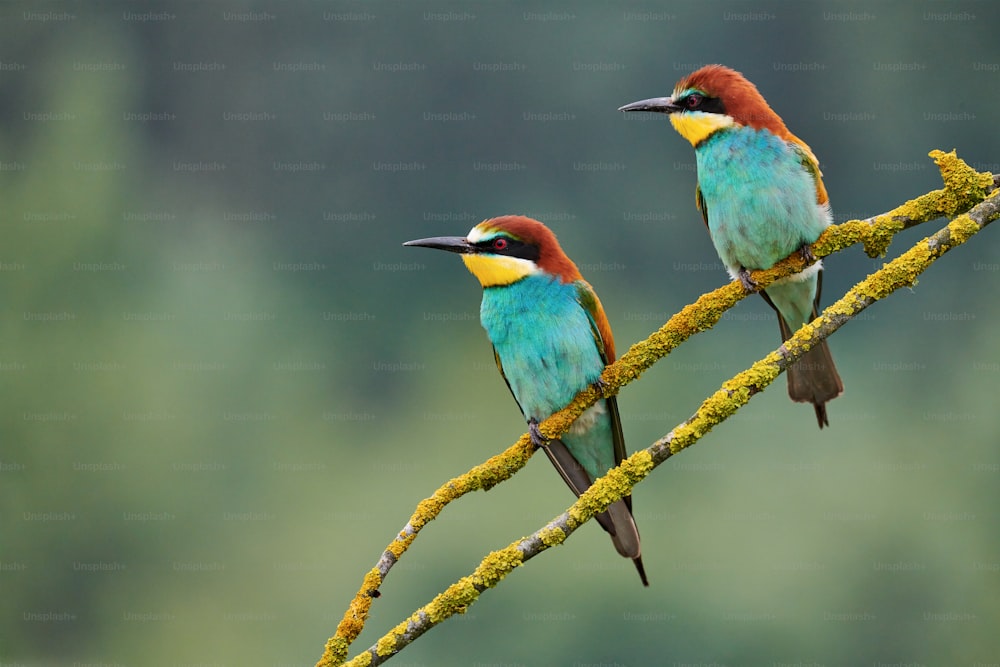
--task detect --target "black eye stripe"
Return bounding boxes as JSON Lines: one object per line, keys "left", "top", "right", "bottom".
{"left": 681, "top": 92, "right": 725, "bottom": 115}
{"left": 475, "top": 236, "right": 540, "bottom": 262}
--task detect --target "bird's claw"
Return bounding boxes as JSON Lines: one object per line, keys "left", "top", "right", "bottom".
{"left": 528, "top": 418, "right": 549, "bottom": 448}
{"left": 798, "top": 243, "right": 816, "bottom": 264}
{"left": 738, "top": 267, "right": 758, "bottom": 293}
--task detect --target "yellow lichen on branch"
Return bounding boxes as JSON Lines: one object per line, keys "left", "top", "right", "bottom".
{"left": 645, "top": 181, "right": 1000, "bottom": 463}
{"left": 319, "top": 151, "right": 997, "bottom": 667}
{"left": 813, "top": 149, "right": 993, "bottom": 259}
{"left": 315, "top": 435, "right": 536, "bottom": 667}
{"left": 643, "top": 188, "right": 999, "bottom": 466}
{"left": 318, "top": 568, "right": 384, "bottom": 666}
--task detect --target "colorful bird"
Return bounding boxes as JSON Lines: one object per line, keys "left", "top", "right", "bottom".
{"left": 404, "top": 216, "right": 648, "bottom": 585}
{"left": 619, "top": 64, "right": 843, "bottom": 427}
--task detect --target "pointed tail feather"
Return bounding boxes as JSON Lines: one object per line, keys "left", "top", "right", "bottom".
{"left": 777, "top": 314, "right": 844, "bottom": 428}
{"left": 542, "top": 439, "right": 648, "bottom": 586}
{"left": 606, "top": 499, "right": 649, "bottom": 586}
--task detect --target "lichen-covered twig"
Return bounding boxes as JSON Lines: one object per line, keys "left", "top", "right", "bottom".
{"left": 338, "top": 183, "right": 999, "bottom": 667}
{"left": 317, "top": 151, "right": 996, "bottom": 667}
{"left": 316, "top": 434, "right": 536, "bottom": 665}
{"left": 592, "top": 149, "right": 994, "bottom": 400}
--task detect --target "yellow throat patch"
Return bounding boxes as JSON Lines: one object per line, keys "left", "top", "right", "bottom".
{"left": 461, "top": 253, "right": 537, "bottom": 287}
{"left": 669, "top": 111, "right": 735, "bottom": 146}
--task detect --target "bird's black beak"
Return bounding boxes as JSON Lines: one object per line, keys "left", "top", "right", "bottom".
{"left": 618, "top": 96, "right": 681, "bottom": 114}
{"left": 402, "top": 236, "right": 475, "bottom": 254}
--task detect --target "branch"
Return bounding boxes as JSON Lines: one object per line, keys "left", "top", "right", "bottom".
{"left": 600, "top": 150, "right": 995, "bottom": 399}
{"left": 316, "top": 433, "right": 537, "bottom": 665}
{"left": 317, "top": 150, "right": 996, "bottom": 667}
{"left": 341, "top": 186, "right": 999, "bottom": 667}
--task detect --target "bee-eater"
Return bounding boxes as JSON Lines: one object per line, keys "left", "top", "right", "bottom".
{"left": 404, "top": 216, "right": 648, "bottom": 586}
{"left": 620, "top": 64, "right": 843, "bottom": 428}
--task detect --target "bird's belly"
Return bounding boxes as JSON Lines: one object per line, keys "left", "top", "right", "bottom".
{"left": 697, "top": 137, "right": 830, "bottom": 273}
{"left": 708, "top": 196, "right": 815, "bottom": 273}
{"left": 481, "top": 290, "right": 604, "bottom": 422}
{"left": 498, "top": 329, "right": 602, "bottom": 421}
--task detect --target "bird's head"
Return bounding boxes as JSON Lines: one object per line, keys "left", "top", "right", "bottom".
{"left": 619, "top": 64, "right": 789, "bottom": 147}
{"left": 403, "top": 215, "right": 581, "bottom": 288}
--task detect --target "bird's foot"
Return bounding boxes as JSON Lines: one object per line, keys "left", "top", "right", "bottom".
{"left": 738, "top": 266, "right": 758, "bottom": 293}
{"left": 528, "top": 418, "right": 549, "bottom": 449}
{"left": 798, "top": 243, "right": 816, "bottom": 264}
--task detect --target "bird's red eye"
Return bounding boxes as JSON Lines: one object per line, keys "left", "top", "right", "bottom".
{"left": 492, "top": 238, "right": 508, "bottom": 251}
{"left": 685, "top": 94, "right": 703, "bottom": 110}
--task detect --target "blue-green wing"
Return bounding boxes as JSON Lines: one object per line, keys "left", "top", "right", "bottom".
{"left": 574, "top": 281, "right": 629, "bottom": 498}
{"left": 696, "top": 183, "right": 709, "bottom": 229}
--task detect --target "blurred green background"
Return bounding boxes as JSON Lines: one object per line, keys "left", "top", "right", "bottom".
{"left": 2, "top": 1, "right": 999, "bottom": 665}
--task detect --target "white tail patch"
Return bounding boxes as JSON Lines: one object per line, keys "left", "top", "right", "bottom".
{"left": 568, "top": 401, "right": 607, "bottom": 436}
